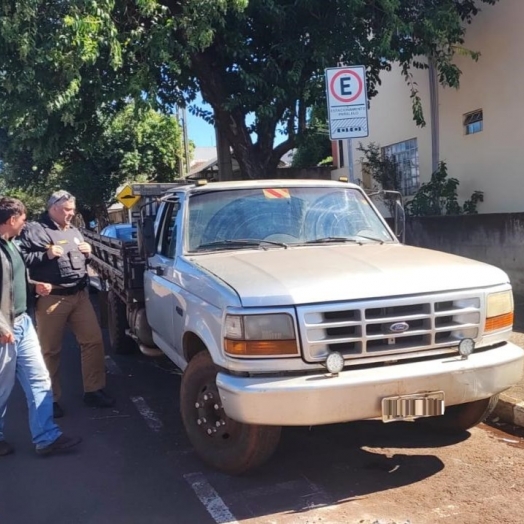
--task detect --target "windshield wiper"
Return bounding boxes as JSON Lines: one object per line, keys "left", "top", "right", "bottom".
{"left": 304, "top": 237, "right": 362, "bottom": 245}
{"left": 354, "top": 234, "right": 385, "bottom": 244}
{"left": 195, "top": 238, "right": 288, "bottom": 252}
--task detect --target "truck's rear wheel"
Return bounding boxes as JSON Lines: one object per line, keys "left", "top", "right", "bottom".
{"left": 419, "top": 395, "right": 499, "bottom": 434}
{"left": 107, "top": 290, "right": 137, "bottom": 355}
{"left": 180, "top": 351, "right": 281, "bottom": 475}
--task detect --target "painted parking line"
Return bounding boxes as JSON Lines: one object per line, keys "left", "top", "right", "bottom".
{"left": 130, "top": 395, "right": 163, "bottom": 432}
{"left": 105, "top": 355, "right": 123, "bottom": 375}
{"left": 224, "top": 476, "right": 338, "bottom": 524}
{"left": 184, "top": 472, "right": 240, "bottom": 524}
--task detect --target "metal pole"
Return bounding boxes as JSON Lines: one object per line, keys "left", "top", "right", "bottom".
{"left": 428, "top": 59, "right": 440, "bottom": 173}
{"left": 177, "top": 107, "right": 184, "bottom": 178}
{"left": 182, "top": 107, "right": 190, "bottom": 177}
{"left": 347, "top": 139, "right": 355, "bottom": 183}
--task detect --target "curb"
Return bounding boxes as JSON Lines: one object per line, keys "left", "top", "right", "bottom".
{"left": 492, "top": 393, "right": 524, "bottom": 427}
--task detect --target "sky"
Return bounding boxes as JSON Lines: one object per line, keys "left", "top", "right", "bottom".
{"left": 186, "top": 94, "right": 216, "bottom": 147}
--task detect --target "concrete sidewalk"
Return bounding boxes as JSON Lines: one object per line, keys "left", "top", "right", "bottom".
{"left": 491, "top": 294, "right": 524, "bottom": 426}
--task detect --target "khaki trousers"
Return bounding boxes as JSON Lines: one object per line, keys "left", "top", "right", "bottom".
{"left": 35, "top": 289, "right": 106, "bottom": 401}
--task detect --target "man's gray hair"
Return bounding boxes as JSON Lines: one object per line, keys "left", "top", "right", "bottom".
{"left": 47, "top": 190, "right": 76, "bottom": 209}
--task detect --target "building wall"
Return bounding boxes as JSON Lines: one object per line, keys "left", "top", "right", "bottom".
{"left": 350, "top": 64, "right": 433, "bottom": 191}
{"left": 347, "top": 1, "right": 524, "bottom": 213}
{"left": 437, "top": 0, "right": 524, "bottom": 213}
{"left": 405, "top": 214, "right": 524, "bottom": 295}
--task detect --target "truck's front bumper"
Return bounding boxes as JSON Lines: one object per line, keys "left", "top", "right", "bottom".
{"left": 216, "top": 342, "right": 524, "bottom": 426}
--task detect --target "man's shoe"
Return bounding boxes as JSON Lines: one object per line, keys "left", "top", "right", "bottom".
{"left": 36, "top": 434, "right": 82, "bottom": 456}
{"left": 0, "top": 440, "right": 14, "bottom": 456}
{"left": 53, "top": 402, "right": 64, "bottom": 419}
{"left": 83, "top": 389, "right": 115, "bottom": 408}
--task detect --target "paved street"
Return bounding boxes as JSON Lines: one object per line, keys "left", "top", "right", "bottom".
{"left": 1, "top": 316, "right": 524, "bottom": 524}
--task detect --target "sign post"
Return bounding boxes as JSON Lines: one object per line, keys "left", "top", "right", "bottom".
{"left": 325, "top": 66, "right": 369, "bottom": 182}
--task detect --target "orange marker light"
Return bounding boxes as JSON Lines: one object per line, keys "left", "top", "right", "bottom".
{"left": 485, "top": 312, "right": 514, "bottom": 332}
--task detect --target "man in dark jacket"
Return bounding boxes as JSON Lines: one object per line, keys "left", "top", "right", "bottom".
{"left": 0, "top": 197, "right": 81, "bottom": 456}
{"left": 18, "top": 190, "right": 114, "bottom": 418}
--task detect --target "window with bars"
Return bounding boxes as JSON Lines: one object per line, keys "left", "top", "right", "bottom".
{"left": 464, "top": 109, "right": 483, "bottom": 135}
{"left": 382, "top": 138, "right": 420, "bottom": 196}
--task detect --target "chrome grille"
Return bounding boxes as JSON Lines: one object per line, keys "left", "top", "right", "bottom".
{"left": 297, "top": 292, "right": 482, "bottom": 364}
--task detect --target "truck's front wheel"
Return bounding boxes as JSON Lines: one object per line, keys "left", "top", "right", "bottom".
{"left": 180, "top": 351, "right": 281, "bottom": 475}
{"left": 107, "top": 290, "right": 137, "bottom": 355}
{"left": 420, "top": 395, "right": 499, "bottom": 434}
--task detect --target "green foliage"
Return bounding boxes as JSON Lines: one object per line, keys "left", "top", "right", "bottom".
{"left": 107, "top": 104, "right": 185, "bottom": 183}
{"left": 318, "top": 156, "right": 333, "bottom": 167}
{"left": 405, "top": 162, "right": 484, "bottom": 216}
{"left": 0, "top": 0, "right": 499, "bottom": 182}
{"left": 1, "top": 103, "right": 184, "bottom": 222}
{"left": 0, "top": 181, "right": 46, "bottom": 220}
{"left": 357, "top": 142, "right": 402, "bottom": 192}
{"left": 292, "top": 105, "right": 331, "bottom": 168}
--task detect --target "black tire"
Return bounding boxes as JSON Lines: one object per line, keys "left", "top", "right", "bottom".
{"left": 180, "top": 351, "right": 281, "bottom": 475}
{"left": 107, "top": 290, "right": 137, "bottom": 355}
{"left": 419, "top": 395, "right": 499, "bottom": 434}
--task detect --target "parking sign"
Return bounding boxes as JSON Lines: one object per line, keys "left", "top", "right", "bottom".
{"left": 325, "top": 66, "right": 369, "bottom": 140}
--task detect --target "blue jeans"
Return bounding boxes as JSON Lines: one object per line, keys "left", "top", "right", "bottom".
{"left": 0, "top": 313, "right": 62, "bottom": 448}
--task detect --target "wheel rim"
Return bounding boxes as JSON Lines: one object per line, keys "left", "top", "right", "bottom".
{"left": 193, "top": 381, "right": 240, "bottom": 441}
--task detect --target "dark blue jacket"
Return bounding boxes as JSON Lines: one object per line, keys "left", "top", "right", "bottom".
{"left": 18, "top": 214, "right": 88, "bottom": 288}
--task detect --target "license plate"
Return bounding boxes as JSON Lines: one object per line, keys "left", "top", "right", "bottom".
{"left": 382, "top": 391, "right": 445, "bottom": 422}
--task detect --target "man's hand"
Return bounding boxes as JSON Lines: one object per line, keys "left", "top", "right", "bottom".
{"left": 35, "top": 282, "right": 52, "bottom": 297}
{"left": 0, "top": 331, "right": 14, "bottom": 344}
{"left": 47, "top": 245, "right": 64, "bottom": 259}
{"left": 78, "top": 242, "right": 92, "bottom": 256}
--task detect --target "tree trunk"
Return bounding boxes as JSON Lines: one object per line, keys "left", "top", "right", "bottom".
{"left": 214, "top": 118, "right": 234, "bottom": 181}
{"left": 191, "top": 52, "right": 290, "bottom": 180}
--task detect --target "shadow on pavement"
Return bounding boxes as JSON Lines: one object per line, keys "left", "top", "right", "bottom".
{"left": 190, "top": 420, "right": 469, "bottom": 521}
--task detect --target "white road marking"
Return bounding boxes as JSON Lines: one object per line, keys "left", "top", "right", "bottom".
{"left": 227, "top": 477, "right": 331, "bottom": 509}
{"left": 105, "top": 356, "right": 123, "bottom": 375}
{"left": 184, "top": 472, "right": 240, "bottom": 524}
{"left": 89, "top": 414, "right": 131, "bottom": 421}
{"left": 130, "top": 396, "right": 163, "bottom": 432}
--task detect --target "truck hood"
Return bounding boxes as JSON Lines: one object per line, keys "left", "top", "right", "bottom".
{"left": 190, "top": 244, "right": 509, "bottom": 307}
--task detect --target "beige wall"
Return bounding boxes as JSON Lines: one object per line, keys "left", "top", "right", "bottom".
{"left": 350, "top": 64, "right": 433, "bottom": 191}
{"left": 348, "top": 1, "right": 524, "bottom": 213}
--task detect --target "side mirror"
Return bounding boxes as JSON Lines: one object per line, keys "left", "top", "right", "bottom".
{"left": 138, "top": 217, "right": 156, "bottom": 258}
{"left": 393, "top": 197, "right": 406, "bottom": 243}
{"left": 366, "top": 189, "right": 405, "bottom": 243}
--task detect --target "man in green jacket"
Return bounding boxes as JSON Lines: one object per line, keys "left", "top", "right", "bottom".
{"left": 0, "top": 196, "right": 81, "bottom": 456}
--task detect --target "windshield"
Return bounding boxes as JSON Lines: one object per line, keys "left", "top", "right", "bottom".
{"left": 186, "top": 186, "right": 394, "bottom": 253}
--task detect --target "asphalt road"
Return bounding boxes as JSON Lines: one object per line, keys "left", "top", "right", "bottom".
{"left": 2, "top": 312, "right": 524, "bottom": 524}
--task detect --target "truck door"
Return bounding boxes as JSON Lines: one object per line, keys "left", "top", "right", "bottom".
{"left": 144, "top": 197, "right": 182, "bottom": 356}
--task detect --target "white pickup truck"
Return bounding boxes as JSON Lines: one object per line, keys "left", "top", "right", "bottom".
{"left": 84, "top": 179, "right": 524, "bottom": 474}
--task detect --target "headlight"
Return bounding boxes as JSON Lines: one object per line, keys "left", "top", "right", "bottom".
{"left": 485, "top": 291, "right": 514, "bottom": 332}
{"left": 224, "top": 314, "right": 298, "bottom": 357}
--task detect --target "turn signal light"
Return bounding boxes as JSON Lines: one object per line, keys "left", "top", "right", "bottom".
{"left": 484, "top": 312, "right": 514, "bottom": 333}
{"left": 224, "top": 339, "right": 298, "bottom": 356}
